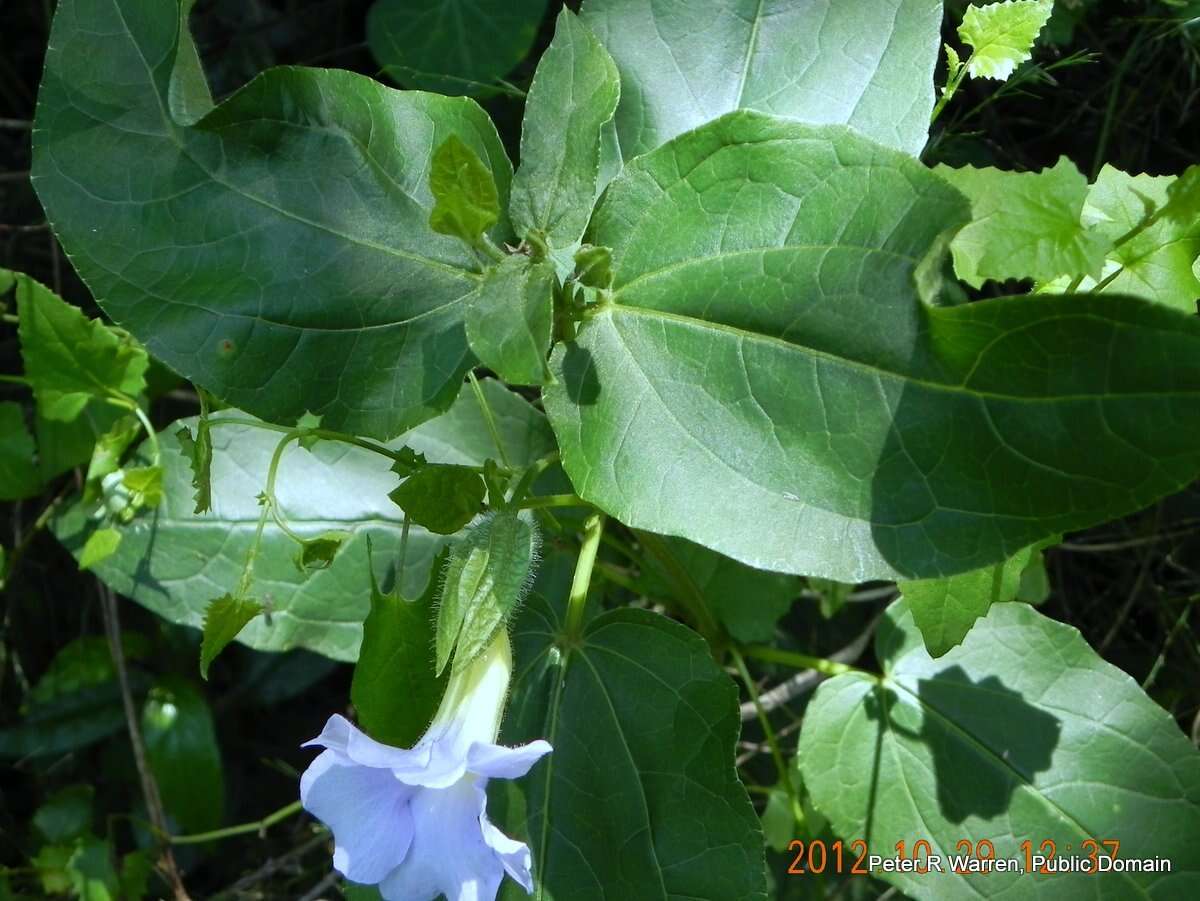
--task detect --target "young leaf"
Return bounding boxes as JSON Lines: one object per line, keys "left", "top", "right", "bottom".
{"left": 32, "top": 785, "right": 94, "bottom": 844}
{"left": 389, "top": 446, "right": 428, "bottom": 478}
{"left": 573, "top": 244, "right": 614, "bottom": 289}
{"left": 798, "top": 599, "right": 1200, "bottom": 898}
{"left": 79, "top": 529, "right": 122, "bottom": 571}
{"left": 122, "top": 466, "right": 164, "bottom": 509}
{"left": 142, "top": 677, "right": 224, "bottom": 833}
{"left": 0, "top": 401, "right": 41, "bottom": 501}
{"left": 350, "top": 550, "right": 448, "bottom": 748}
{"left": 84, "top": 415, "right": 141, "bottom": 500}
{"left": 899, "top": 543, "right": 1039, "bottom": 657}
{"left": 936, "top": 157, "right": 1109, "bottom": 287}
{"left": 295, "top": 411, "right": 323, "bottom": 451}
{"left": 366, "top": 0, "right": 547, "bottom": 95}
{"left": 12, "top": 270, "right": 147, "bottom": 422}
{"left": 582, "top": 0, "right": 944, "bottom": 159}
{"left": 509, "top": 8, "right": 621, "bottom": 248}
{"left": 429, "top": 134, "right": 501, "bottom": 245}
{"left": 33, "top": 0, "right": 514, "bottom": 439}
{"left": 959, "top": 0, "right": 1055, "bottom": 80}
{"left": 199, "top": 595, "right": 264, "bottom": 679}
{"left": 295, "top": 531, "right": 352, "bottom": 572}
{"left": 502, "top": 600, "right": 767, "bottom": 900}
{"left": 175, "top": 420, "right": 213, "bottom": 515}
{"left": 436, "top": 510, "right": 539, "bottom": 674}
{"left": 388, "top": 464, "right": 486, "bottom": 535}
{"left": 57, "top": 382, "right": 554, "bottom": 660}
{"left": 1079, "top": 165, "right": 1200, "bottom": 312}
{"left": 465, "top": 257, "right": 556, "bottom": 386}
{"left": 545, "top": 113, "right": 1200, "bottom": 583}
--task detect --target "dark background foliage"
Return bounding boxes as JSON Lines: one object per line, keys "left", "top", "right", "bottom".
{"left": 1, "top": 1, "right": 1198, "bottom": 898}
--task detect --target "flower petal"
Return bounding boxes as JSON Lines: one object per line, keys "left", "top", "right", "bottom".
{"left": 481, "top": 816, "right": 535, "bottom": 893}
{"left": 378, "top": 779, "right": 503, "bottom": 901}
{"left": 300, "top": 749, "right": 415, "bottom": 884}
{"left": 467, "top": 740, "right": 552, "bottom": 780}
{"left": 304, "top": 713, "right": 434, "bottom": 772}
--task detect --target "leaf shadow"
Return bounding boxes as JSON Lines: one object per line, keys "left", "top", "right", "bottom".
{"left": 558, "top": 342, "right": 600, "bottom": 407}
{"left": 864, "top": 665, "right": 1061, "bottom": 825}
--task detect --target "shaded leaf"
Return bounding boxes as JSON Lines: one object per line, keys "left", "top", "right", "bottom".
{"left": 799, "top": 599, "right": 1200, "bottom": 898}
{"left": 466, "top": 257, "right": 556, "bottom": 386}
{"left": 0, "top": 401, "right": 41, "bottom": 501}
{"left": 142, "top": 677, "right": 224, "bottom": 833}
{"left": 199, "top": 595, "right": 264, "bottom": 680}
{"left": 389, "top": 464, "right": 486, "bottom": 535}
{"left": 295, "top": 531, "right": 352, "bottom": 572}
{"left": 85, "top": 415, "right": 141, "bottom": 501}
{"left": 33, "top": 785, "right": 94, "bottom": 843}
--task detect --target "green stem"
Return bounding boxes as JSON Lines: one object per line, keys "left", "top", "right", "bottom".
{"left": 0, "top": 373, "right": 29, "bottom": 385}
{"left": 731, "top": 647, "right": 798, "bottom": 813}
{"left": 468, "top": 371, "right": 512, "bottom": 470}
{"left": 1091, "top": 265, "right": 1125, "bottom": 293}
{"left": 517, "top": 493, "right": 587, "bottom": 510}
{"left": 1, "top": 313, "right": 18, "bottom": 325}
{"left": 507, "top": 451, "right": 560, "bottom": 506}
{"left": 564, "top": 513, "right": 605, "bottom": 640}
{"left": 740, "top": 644, "right": 864, "bottom": 677}
{"left": 931, "top": 61, "right": 969, "bottom": 124}
{"left": 237, "top": 431, "right": 298, "bottom": 596}
{"left": 168, "top": 800, "right": 304, "bottom": 845}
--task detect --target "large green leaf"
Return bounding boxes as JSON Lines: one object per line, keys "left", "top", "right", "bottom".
{"left": 33, "top": 0, "right": 513, "bottom": 439}
{"left": 55, "top": 380, "right": 555, "bottom": 661}
{"left": 580, "top": 0, "right": 943, "bottom": 159}
{"left": 798, "top": 600, "right": 1200, "bottom": 898}
{"left": 501, "top": 600, "right": 766, "bottom": 900}
{"left": 509, "top": 9, "right": 621, "bottom": 248}
{"left": 366, "top": 0, "right": 547, "bottom": 95}
{"left": 142, "top": 677, "right": 224, "bottom": 834}
{"left": 544, "top": 113, "right": 1200, "bottom": 582}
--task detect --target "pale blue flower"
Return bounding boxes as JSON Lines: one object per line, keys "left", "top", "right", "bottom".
{"left": 300, "top": 632, "right": 551, "bottom": 901}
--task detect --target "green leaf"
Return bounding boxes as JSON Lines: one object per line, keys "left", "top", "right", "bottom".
{"left": 573, "top": 244, "right": 613, "bottom": 289}
{"left": 581, "top": 0, "right": 944, "bottom": 159}
{"left": 199, "top": 595, "right": 264, "bottom": 680}
{"left": 37, "top": 402, "right": 126, "bottom": 483}
{"left": 123, "top": 465, "right": 164, "bottom": 509}
{"left": 142, "top": 677, "right": 224, "bottom": 833}
{"left": 80, "top": 529, "right": 122, "bottom": 571}
{"left": 57, "top": 380, "right": 555, "bottom": 661}
{"left": 502, "top": 600, "right": 766, "bottom": 900}
{"left": 436, "top": 510, "right": 539, "bottom": 674}
{"left": 900, "top": 544, "right": 1038, "bottom": 657}
{"left": 295, "top": 531, "right": 352, "bottom": 572}
{"left": 85, "top": 415, "right": 141, "bottom": 500}
{"left": 798, "top": 599, "right": 1200, "bottom": 898}
{"left": 388, "top": 464, "right": 486, "bottom": 535}
{"left": 66, "top": 837, "right": 121, "bottom": 901}
{"left": 509, "top": 9, "right": 620, "bottom": 248}
{"left": 466, "top": 257, "right": 556, "bottom": 386}
{"left": 295, "top": 411, "right": 324, "bottom": 452}
{"left": 33, "top": 785, "right": 95, "bottom": 843}
{"left": 351, "top": 550, "right": 448, "bottom": 747}
{"left": 366, "top": 0, "right": 547, "bottom": 95}
{"left": 33, "top": 0, "right": 514, "bottom": 440}
{"left": 430, "top": 134, "right": 502, "bottom": 244}
{"left": 936, "top": 158, "right": 1109, "bottom": 287}
{"left": 1079, "top": 165, "right": 1200, "bottom": 312}
{"left": 175, "top": 420, "right": 213, "bottom": 515}
{"left": 546, "top": 112, "right": 1200, "bottom": 582}
{"left": 390, "top": 446, "right": 429, "bottom": 478}
{"left": 635, "top": 535, "right": 799, "bottom": 643}
{"left": 12, "top": 270, "right": 146, "bottom": 421}
{"left": 959, "top": 0, "right": 1055, "bottom": 80}
{"left": 0, "top": 401, "right": 41, "bottom": 501}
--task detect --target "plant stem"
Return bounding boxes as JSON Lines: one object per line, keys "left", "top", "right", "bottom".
{"left": 468, "top": 371, "right": 512, "bottom": 469}
{"left": 517, "top": 493, "right": 587, "bottom": 510}
{"left": 731, "top": 647, "right": 798, "bottom": 813}
{"left": 740, "top": 644, "right": 864, "bottom": 677}
{"left": 169, "top": 800, "right": 305, "bottom": 845}
{"left": 564, "top": 512, "right": 605, "bottom": 640}
{"left": 0, "top": 373, "right": 28, "bottom": 385}
{"left": 237, "top": 431, "right": 298, "bottom": 596}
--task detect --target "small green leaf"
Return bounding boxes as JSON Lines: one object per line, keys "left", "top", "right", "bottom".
{"left": 959, "top": 0, "right": 1054, "bottom": 80}
{"left": 900, "top": 544, "right": 1039, "bottom": 657}
{"left": 466, "top": 257, "right": 556, "bottom": 386}
{"left": 11, "top": 270, "right": 147, "bottom": 421}
{"left": 760, "top": 787, "right": 796, "bottom": 853}
{"left": 936, "top": 157, "right": 1109, "bottom": 287}
{"left": 66, "top": 835, "right": 121, "bottom": 900}
{"left": 509, "top": 8, "right": 621, "bottom": 248}
{"left": 0, "top": 401, "right": 41, "bottom": 501}
{"left": 142, "top": 677, "right": 224, "bottom": 834}
{"left": 429, "top": 134, "right": 501, "bottom": 244}
{"left": 389, "top": 464, "right": 486, "bottom": 535}
{"left": 296, "top": 411, "right": 323, "bottom": 451}
{"left": 389, "top": 445, "right": 428, "bottom": 478}
{"left": 33, "top": 785, "right": 95, "bottom": 843}
{"left": 80, "top": 529, "right": 122, "bottom": 571}
{"left": 175, "top": 420, "right": 213, "bottom": 515}
{"left": 436, "top": 510, "right": 538, "bottom": 674}
{"left": 33, "top": 844, "right": 75, "bottom": 895}
{"left": 122, "top": 465, "right": 164, "bottom": 509}
{"left": 366, "top": 0, "right": 548, "bottom": 95}
{"left": 351, "top": 549, "right": 448, "bottom": 747}
{"left": 295, "top": 530, "right": 351, "bottom": 572}
{"left": 85, "top": 415, "right": 141, "bottom": 500}
{"left": 574, "top": 244, "right": 614, "bottom": 289}
{"left": 199, "top": 595, "right": 264, "bottom": 679}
